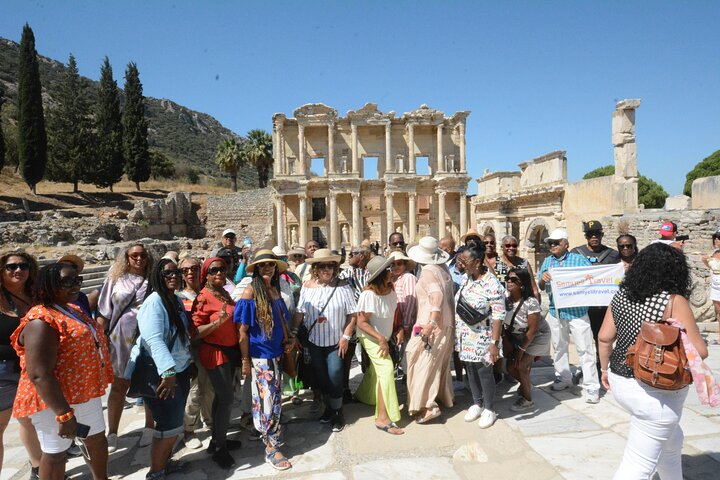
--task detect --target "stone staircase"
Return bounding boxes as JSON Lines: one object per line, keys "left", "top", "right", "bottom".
{"left": 36, "top": 258, "right": 110, "bottom": 294}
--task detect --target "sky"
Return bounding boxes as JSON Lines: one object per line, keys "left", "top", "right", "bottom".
{"left": 2, "top": 1, "right": 719, "bottom": 195}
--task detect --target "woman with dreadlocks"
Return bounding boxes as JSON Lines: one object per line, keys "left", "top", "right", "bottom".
{"left": 128, "top": 258, "right": 192, "bottom": 480}
{"left": 235, "top": 250, "right": 292, "bottom": 471}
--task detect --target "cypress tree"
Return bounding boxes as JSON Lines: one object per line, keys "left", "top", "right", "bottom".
{"left": 46, "top": 54, "right": 94, "bottom": 192}
{"left": 122, "top": 62, "right": 150, "bottom": 190}
{"left": 92, "top": 57, "right": 124, "bottom": 191}
{"left": 0, "top": 84, "right": 5, "bottom": 171}
{"left": 17, "top": 23, "right": 47, "bottom": 194}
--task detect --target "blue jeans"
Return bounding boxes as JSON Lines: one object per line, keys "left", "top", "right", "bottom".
{"left": 144, "top": 368, "right": 191, "bottom": 438}
{"left": 308, "top": 342, "right": 344, "bottom": 410}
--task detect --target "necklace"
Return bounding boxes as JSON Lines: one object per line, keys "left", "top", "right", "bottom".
{"left": 206, "top": 285, "right": 233, "bottom": 304}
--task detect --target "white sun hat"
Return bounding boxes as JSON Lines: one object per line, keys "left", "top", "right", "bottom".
{"left": 407, "top": 236, "right": 450, "bottom": 265}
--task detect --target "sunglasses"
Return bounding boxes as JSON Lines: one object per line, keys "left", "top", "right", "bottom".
{"left": 507, "top": 276, "right": 521, "bottom": 284}
{"left": 161, "top": 269, "right": 182, "bottom": 279}
{"left": 315, "top": 263, "right": 336, "bottom": 270}
{"left": 618, "top": 244, "right": 636, "bottom": 250}
{"left": 129, "top": 252, "right": 148, "bottom": 260}
{"left": 59, "top": 275, "right": 83, "bottom": 288}
{"left": 348, "top": 252, "right": 361, "bottom": 257}
{"left": 585, "top": 231, "right": 602, "bottom": 238}
{"left": 207, "top": 266, "right": 227, "bottom": 276}
{"left": 547, "top": 240, "right": 561, "bottom": 247}
{"left": 181, "top": 266, "right": 200, "bottom": 275}
{"left": 257, "top": 262, "right": 276, "bottom": 269}
{"left": 4, "top": 262, "right": 30, "bottom": 272}
{"left": 390, "top": 241, "right": 405, "bottom": 246}
{"left": 484, "top": 240, "right": 495, "bottom": 245}
{"left": 503, "top": 244, "right": 518, "bottom": 249}
{"left": 224, "top": 234, "right": 237, "bottom": 239}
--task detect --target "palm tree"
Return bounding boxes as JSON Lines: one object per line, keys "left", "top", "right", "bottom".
{"left": 244, "top": 129, "right": 273, "bottom": 188}
{"left": 214, "top": 137, "right": 245, "bottom": 192}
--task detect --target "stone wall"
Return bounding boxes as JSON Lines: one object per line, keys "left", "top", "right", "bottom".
{"left": 206, "top": 188, "right": 275, "bottom": 247}
{"left": 692, "top": 175, "right": 720, "bottom": 209}
{"left": 121, "top": 192, "right": 202, "bottom": 241}
{"left": 598, "top": 208, "right": 720, "bottom": 324}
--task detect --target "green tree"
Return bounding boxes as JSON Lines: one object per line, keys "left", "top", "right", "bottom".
{"left": 91, "top": 57, "right": 125, "bottom": 191}
{"left": 684, "top": 149, "right": 720, "bottom": 196}
{"left": 149, "top": 149, "right": 175, "bottom": 179}
{"left": 244, "top": 128, "right": 273, "bottom": 188}
{"left": 122, "top": 62, "right": 150, "bottom": 190}
{"left": 214, "top": 137, "right": 245, "bottom": 192}
{"left": 0, "top": 83, "right": 5, "bottom": 170}
{"left": 46, "top": 54, "right": 95, "bottom": 192}
{"left": 583, "top": 165, "right": 669, "bottom": 209}
{"left": 17, "top": 24, "right": 47, "bottom": 194}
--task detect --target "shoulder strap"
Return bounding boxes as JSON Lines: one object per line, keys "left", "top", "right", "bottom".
{"left": 107, "top": 282, "right": 142, "bottom": 335}
{"left": 596, "top": 247, "right": 613, "bottom": 264}
{"left": 508, "top": 297, "right": 526, "bottom": 332}
{"left": 660, "top": 293, "right": 675, "bottom": 323}
{"left": 318, "top": 281, "right": 339, "bottom": 317}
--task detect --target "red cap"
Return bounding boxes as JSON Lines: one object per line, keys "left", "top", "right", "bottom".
{"left": 659, "top": 221, "right": 676, "bottom": 238}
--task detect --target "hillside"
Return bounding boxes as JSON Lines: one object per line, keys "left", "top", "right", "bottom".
{"left": 0, "top": 37, "right": 258, "bottom": 187}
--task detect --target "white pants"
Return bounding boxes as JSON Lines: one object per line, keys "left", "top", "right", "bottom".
{"left": 546, "top": 311, "right": 599, "bottom": 390}
{"left": 609, "top": 372, "right": 688, "bottom": 479}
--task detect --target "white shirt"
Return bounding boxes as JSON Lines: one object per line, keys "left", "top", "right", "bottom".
{"left": 356, "top": 289, "right": 397, "bottom": 340}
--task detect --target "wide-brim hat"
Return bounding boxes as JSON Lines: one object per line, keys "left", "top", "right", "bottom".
{"left": 460, "top": 228, "right": 482, "bottom": 243}
{"left": 305, "top": 248, "right": 342, "bottom": 265}
{"left": 388, "top": 250, "right": 416, "bottom": 271}
{"left": 272, "top": 246, "right": 287, "bottom": 257}
{"left": 407, "top": 236, "right": 450, "bottom": 265}
{"left": 366, "top": 255, "right": 393, "bottom": 284}
{"left": 57, "top": 254, "right": 84, "bottom": 273}
{"left": 247, "top": 249, "right": 288, "bottom": 273}
{"left": 287, "top": 247, "right": 306, "bottom": 257}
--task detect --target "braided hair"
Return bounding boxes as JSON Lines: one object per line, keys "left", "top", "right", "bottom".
{"left": 145, "top": 258, "right": 188, "bottom": 343}
{"left": 33, "top": 263, "right": 65, "bottom": 306}
{"left": 250, "top": 267, "right": 281, "bottom": 340}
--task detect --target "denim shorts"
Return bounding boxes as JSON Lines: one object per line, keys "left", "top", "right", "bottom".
{"left": 0, "top": 360, "right": 20, "bottom": 411}
{"left": 144, "top": 368, "right": 191, "bottom": 438}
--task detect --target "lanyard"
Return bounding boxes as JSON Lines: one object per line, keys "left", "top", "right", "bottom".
{"left": 53, "top": 304, "right": 105, "bottom": 366}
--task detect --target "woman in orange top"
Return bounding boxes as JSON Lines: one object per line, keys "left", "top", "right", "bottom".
{"left": 11, "top": 263, "right": 113, "bottom": 480}
{"left": 191, "top": 257, "right": 242, "bottom": 470}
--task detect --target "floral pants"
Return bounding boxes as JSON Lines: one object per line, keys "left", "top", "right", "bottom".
{"left": 250, "top": 357, "right": 283, "bottom": 448}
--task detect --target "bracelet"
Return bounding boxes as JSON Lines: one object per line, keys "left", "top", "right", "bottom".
{"left": 518, "top": 347, "right": 526, "bottom": 352}
{"left": 342, "top": 334, "right": 352, "bottom": 341}
{"left": 601, "top": 368, "right": 608, "bottom": 373}
{"left": 242, "top": 357, "right": 251, "bottom": 362}
{"left": 429, "top": 319, "right": 438, "bottom": 327}
{"left": 55, "top": 409, "right": 75, "bottom": 423}
{"left": 161, "top": 368, "right": 176, "bottom": 378}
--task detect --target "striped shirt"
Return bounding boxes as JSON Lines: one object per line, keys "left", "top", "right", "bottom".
{"left": 537, "top": 252, "right": 591, "bottom": 320}
{"left": 297, "top": 283, "right": 356, "bottom": 347}
{"left": 393, "top": 271, "right": 417, "bottom": 330}
{"left": 339, "top": 266, "right": 369, "bottom": 302}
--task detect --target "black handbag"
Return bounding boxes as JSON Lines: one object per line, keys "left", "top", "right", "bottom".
{"left": 127, "top": 330, "right": 178, "bottom": 399}
{"left": 456, "top": 282, "right": 490, "bottom": 326}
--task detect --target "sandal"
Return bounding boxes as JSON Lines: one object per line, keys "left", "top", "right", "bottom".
{"left": 265, "top": 449, "right": 292, "bottom": 471}
{"left": 417, "top": 406, "right": 441, "bottom": 424}
{"left": 375, "top": 422, "right": 404, "bottom": 435}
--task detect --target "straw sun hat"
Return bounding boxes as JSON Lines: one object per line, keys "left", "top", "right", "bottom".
{"left": 305, "top": 248, "right": 342, "bottom": 265}
{"left": 387, "top": 250, "right": 416, "bottom": 271}
{"left": 365, "top": 255, "right": 393, "bottom": 284}
{"left": 407, "top": 236, "right": 450, "bottom": 265}
{"left": 246, "top": 249, "right": 288, "bottom": 273}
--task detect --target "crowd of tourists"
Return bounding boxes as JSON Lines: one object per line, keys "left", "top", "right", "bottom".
{"left": 0, "top": 219, "right": 717, "bottom": 479}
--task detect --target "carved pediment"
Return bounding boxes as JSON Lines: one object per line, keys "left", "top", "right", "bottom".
{"left": 403, "top": 104, "right": 446, "bottom": 124}
{"left": 347, "top": 103, "right": 394, "bottom": 124}
{"left": 293, "top": 103, "right": 338, "bottom": 123}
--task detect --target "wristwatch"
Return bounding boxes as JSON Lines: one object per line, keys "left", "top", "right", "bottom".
{"left": 493, "top": 339, "right": 501, "bottom": 348}
{"left": 342, "top": 334, "right": 352, "bottom": 341}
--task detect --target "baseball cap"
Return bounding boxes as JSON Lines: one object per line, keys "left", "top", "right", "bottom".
{"left": 546, "top": 228, "right": 569, "bottom": 243}
{"left": 222, "top": 228, "right": 237, "bottom": 237}
{"left": 583, "top": 220, "right": 603, "bottom": 232}
{"left": 659, "top": 221, "right": 677, "bottom": 239}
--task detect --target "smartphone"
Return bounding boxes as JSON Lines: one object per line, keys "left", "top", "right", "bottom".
{"left": 412, "top": 325, "right": 423, "bottom": 337}
{"left": 75, "top": 422, "right": 90, "bottom": 439}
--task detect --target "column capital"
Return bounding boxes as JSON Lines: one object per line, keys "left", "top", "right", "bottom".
{"left": 298, "top": 123, "right": 305, "bottom": 132}
{"left": 408, "top": 192, "right": 417, "bottom": 199}
{"left": 298, "top": 191, "right": 307, "bottom": 200}
{"left": 438, "top": 191, "right": 447, "bottom": 199}
{"left": 351, "top": 123, "right": 358, "bottom": 132}
{"left": 351, "top": 191, "right": 360, "bottom": 200}
{"left": 329, "top": 191, "right": 337, "bottom": 200}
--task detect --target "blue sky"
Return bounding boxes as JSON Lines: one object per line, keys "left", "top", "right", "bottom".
{"left": 2, "top": 1, "right": 719, "bottom": 195}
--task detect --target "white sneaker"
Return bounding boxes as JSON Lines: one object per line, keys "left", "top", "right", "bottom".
{"left": 586, "top": 389, "right": 600, "bottom": 404}
{"left": 477, "top": 409, "right": 497, "bottom": 429}
{"left": 463, "top": 404, "right": 483, "bottom": 422}
{"left": 139, "top": 427, "right": 154, "bottom": 447}
{"left": 107, "top": 433, "right": 118, "bottom": 453}
{"left": 551, "top": 378, "right": 572, "bottom": 391}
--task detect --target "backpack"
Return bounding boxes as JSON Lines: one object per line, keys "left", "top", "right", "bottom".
{"left": 625, "top": 295, "right": 692, "bottom": 390}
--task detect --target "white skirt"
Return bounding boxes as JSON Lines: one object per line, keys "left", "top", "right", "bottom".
{"left": 710, "top": 274, "right": 720, "bottom": 302}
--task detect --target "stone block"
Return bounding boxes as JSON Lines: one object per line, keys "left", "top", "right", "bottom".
{"left": 692, "top": 175, "right": 720, "bottom": 209}
{"left": 664, "top": 194, "right": 691, "bottom": 211}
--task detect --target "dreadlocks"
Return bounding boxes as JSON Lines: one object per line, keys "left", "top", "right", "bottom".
{"left": 250, "top": 268, "right": 281, "bottom": 340}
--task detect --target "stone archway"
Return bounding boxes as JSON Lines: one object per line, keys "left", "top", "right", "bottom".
{"left": 479, "top": 222, "right": 495, "bottom": 237}
{"left": 525, "top": 218, "right": 551, "bottom": 272}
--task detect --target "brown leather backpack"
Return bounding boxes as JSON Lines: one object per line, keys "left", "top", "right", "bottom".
{"left": 625, "top": 295, "right": 693, "bottom": 390}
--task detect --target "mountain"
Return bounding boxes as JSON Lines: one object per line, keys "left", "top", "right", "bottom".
{"left": 0, "top": 37, "right": 258, "bottom": 187}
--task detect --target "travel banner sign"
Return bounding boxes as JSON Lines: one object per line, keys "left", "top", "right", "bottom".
{"left": 550, "top": 263, "right": 625, "bottom": 308}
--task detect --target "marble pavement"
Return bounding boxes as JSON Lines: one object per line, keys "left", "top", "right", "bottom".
{"left": 3, "top": 344, "right": 720, "bottom": 480}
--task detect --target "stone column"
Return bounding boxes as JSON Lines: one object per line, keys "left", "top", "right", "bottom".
{"left": 436, "top": 124, "right": 444, "bottom": 173}
{"left": 351, "top": 123, "right": 359, "bottom": 174}
{"left": 275, "top": 195, "right": 285, "bottom": 248}
{"left": 351, "top": 192, "right": 361, "bottom": 246}
{"left": 298, "top": 192, "right": 308, "bottom": 247}
{"left": 327, "top": 123, "right": 335, "bottom": 174}
{"left": 407, "top": 123, "right": 415, "bottom": 174}
{"left": 459, "top": 192, "right": 467, "bottom": 239}
{"left": 298, "top": 124, "right": 306, "bottom": 175}
{"left": 277, "top": 125, "right": 285, "bottom": 175}
{"left": 437, "top": 191, "right": 446, "bottom": 237}
{"left": 385, "top": 192, "right": 394, "bottom": 243}
{"left": 408, "top": 193, "right": 417, "bottom": 243}
{"left": 385, "top": 122, "right": 392, "bottom": 172}
{"left": 459, "top": 122, "right": 466, "bottom": 172}
{"left": 329, "top": 192, "right": 338, "bottom": 250}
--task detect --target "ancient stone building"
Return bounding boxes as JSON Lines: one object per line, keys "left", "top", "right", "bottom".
{"left": 270, "top": 103, "right": 471, "bottom": 249}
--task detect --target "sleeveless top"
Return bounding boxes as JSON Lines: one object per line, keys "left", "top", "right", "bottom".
{"left": 609, "top": 288, "right": 670, "bottom": 378}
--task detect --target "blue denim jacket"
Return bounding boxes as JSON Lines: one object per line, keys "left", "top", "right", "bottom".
{"left": 125, "top": 292, "right": 192, "bottom": 377}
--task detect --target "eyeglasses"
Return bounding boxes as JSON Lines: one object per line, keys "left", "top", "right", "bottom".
{"left": 59, "top": 276, "right": 83, "bottom": 288}
{"left": 507, "top": 276, "right": 521, "bottom": 284}
{"left": 181, "top": 266, "right": 200, "bottom": 275}
{"left": 315, "top": 263, "right": 336, "bottom": 270}
{"left": 618, "top": 244, "right": 636, "bottom": 250}
{"left": 547, "top": 240, "right": 561, "bottom": 247}
{"left": 585, "top": 231, "right": 602, "bottom": 238}
{"left": 161, "top": 269, "right": 182, "bottom": 279}
{"left": 129, "top": 252, "right": 148, "bottom": 260}
{"left": 502, "top": 244, "right": 518, "bottom": 249}
{"left": 4, "top": 262, "right": 30, "bottom": 272}
{"left": 207, "top": 266, "right": 227, "bottom": 276}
